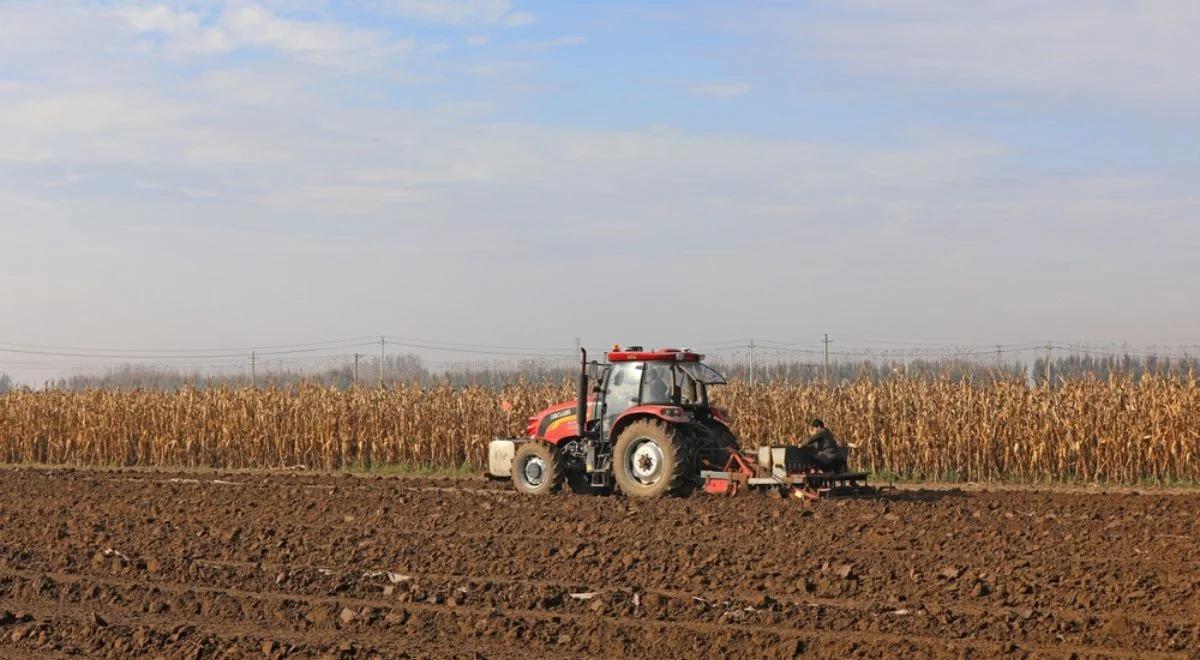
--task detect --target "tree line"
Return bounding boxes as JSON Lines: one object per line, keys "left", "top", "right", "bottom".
{"left": 2, "top": 350, "right": 1196, "bottom": 392}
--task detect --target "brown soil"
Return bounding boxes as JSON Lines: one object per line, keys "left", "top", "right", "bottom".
{"left": 0, "top": 467, "right": 1197, "bottom": 658}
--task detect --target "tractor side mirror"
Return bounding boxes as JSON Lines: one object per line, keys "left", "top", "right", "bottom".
{"left": 588, "top": 361, "right": 599, "bottom": 379}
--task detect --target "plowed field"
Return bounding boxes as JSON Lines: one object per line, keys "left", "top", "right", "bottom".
{"left": 0, "top": 468, "right": 1197, "bottom": 658}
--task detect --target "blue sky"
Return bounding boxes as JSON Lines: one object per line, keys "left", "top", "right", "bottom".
{"left": 1, "top": 1, "right": 1198, "bottom": 380}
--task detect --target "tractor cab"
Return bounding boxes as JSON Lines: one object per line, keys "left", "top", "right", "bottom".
{"left": 590, "top": 346, "right": 728, "bottom": 439}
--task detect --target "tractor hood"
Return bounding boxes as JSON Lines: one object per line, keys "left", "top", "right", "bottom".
{"left": 527, "top": 398, "right": 592, "bottom": 441}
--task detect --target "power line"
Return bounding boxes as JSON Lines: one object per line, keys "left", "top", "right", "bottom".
{"left": 0, "top": 336, "right": 380, "bottom": 354}
{"left": 384, "top": 338, "right": 572, "bottom": 358}
{"left": 4, "top": 334, "right": 1200, "bottom": 383}
{"left": 0, "top": 341, "right": 379, "bottom": 361}
{"left": 0, "top": 359, "right": 248, "bottom": 371}
{"left": 833, "top": 334, "right": 1042, "bottom": 346}
{"left": 8, "top": 333, "right": 1187, "bottom": 363}
{"left": 1056, "top": 343, "right": 1199, "bottom": 361}
{"left": 253, "top": 353, "right": 360, "bottom": 366}
{"left": 753, "top": 341, "right": 1046, "bottom": 359}
{"left": 385, "top": 336, "right": 575, "bottom": 353}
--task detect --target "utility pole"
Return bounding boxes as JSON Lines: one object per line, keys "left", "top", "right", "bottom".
{"left": 378, "top": 336, "right": 385, "bottom": 389}
{"left": 250, "top": 351, "right": 256, "bottom": 388}
{"left": 353, "top": 353, "right": 362, "bottom": 387}
{"left": 822, "top": 333, "right": 831, "bottom": 384}
{"left": 748, "top": 339, "right": 755, "bottom": 386}
{"left": 1044, "top": 342, "right": 1052, "bottom": 388}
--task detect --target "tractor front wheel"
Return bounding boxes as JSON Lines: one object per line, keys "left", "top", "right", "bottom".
{"left": 512, "top": 441, "right": 563, "bottom": 495}
{"left": 613, "top": 420, "right": 689, "bottom": 497}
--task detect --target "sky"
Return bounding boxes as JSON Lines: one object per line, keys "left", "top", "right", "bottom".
{"left": 1, "top": 0, "right": 1198, "bottom": 382}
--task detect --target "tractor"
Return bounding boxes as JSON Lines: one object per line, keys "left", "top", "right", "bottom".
{"left": 487, "top": 346, "right": 873, "bottom": 498}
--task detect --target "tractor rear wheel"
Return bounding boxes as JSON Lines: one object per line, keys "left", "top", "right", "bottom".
{"left": 512, "top": 441, "right": 563, "bottom": 495}
{"left": 613, "top": 420, "right": 690, "bottom": 497}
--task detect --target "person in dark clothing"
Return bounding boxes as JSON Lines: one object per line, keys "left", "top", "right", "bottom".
{"left": 797, "top": 418, "right": 847, "bottom": 472}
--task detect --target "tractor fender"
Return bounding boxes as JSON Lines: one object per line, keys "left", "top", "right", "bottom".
{"left": 608, "top": 405, "right": 690, "bottom": 441}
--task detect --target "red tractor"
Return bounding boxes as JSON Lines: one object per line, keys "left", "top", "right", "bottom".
{"left": 487, "top": 346, "right": 872, "bottom": 498}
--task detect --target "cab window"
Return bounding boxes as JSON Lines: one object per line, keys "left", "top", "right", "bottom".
{"left": 603, "top": 361, "right": 642, "bottom": 427}
{"left": 640, "top": 362, "right": 674, "bottom": 404}
{"left": 678, "top": 370, "right": 700, "bottom": 405}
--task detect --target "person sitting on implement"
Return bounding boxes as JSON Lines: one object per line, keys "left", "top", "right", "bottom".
{"left": 796, "top": 418, "right": 847, "bottom": 473}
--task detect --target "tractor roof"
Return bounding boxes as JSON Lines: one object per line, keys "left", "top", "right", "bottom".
{"left": 606, "top": 346, "right": 704, "bottom": 363}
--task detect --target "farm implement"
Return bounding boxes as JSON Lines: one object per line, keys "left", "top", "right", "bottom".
{"left": 700, "top": 445, "right": 873, "bottom": 500}
{"left": 487, "top": 345, "right": 877, "bottom": 499}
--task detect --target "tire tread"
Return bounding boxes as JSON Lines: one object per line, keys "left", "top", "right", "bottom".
{"left": 512, "top": 441, "right": 564, "bottom": 495}
{"left": 613, "top": 420, "right": 689, "bottom": 497}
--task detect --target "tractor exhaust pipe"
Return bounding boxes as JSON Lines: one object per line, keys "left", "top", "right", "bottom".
{"left": 576, "top": 348, "right": 588, "bottom": 437}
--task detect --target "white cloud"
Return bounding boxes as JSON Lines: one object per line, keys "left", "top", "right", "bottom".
{"left": 517, "top": 35, "right": 586, "bottom": 51}
{"left": 197, "top": 67, "right": 309, "bottom": 106}
{"left": 800, "top": 1, "right": 1200, "bottom": 103}
{"left": 0, "top": 90, "right": 201, "bottom": 164}
{"left": 135, "top": 179, "right": 228, "bottom": 200}
{"left": 689, "top": 82, "right": 750, "bottom": 98}
{"left": 465, "top": 35, "right": 489, "bottom": 46}
{"left": 502, "top": 11, "right": 535, "bottom": 27}
{"left": 222, "top": 5, "right": 380, "bottom": 53}
{"left": 458, "top": 60, "right": 533, "bottom": 78}
{"left": 380, "top": 0, "right": 533, "bottom": 26}
{"left": 122, "top": 3, "right": 413, "bottom": 64}
{"left": 257, "top": 183, "right": 430, "bottom": 214}
{"left": 122, "top": 5, "right": 202, "bottom": 33}
{"left": 546, "top": 35, "right": 584, "bottom": 47}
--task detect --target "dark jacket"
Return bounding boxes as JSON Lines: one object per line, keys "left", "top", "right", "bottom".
{"left": 802, "top": 427, "right": 840, "bottom": 455}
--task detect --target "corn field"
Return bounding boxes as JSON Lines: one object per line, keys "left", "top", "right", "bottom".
{"left": 1, "top": 376, "right": 1198, "bottom": 484}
